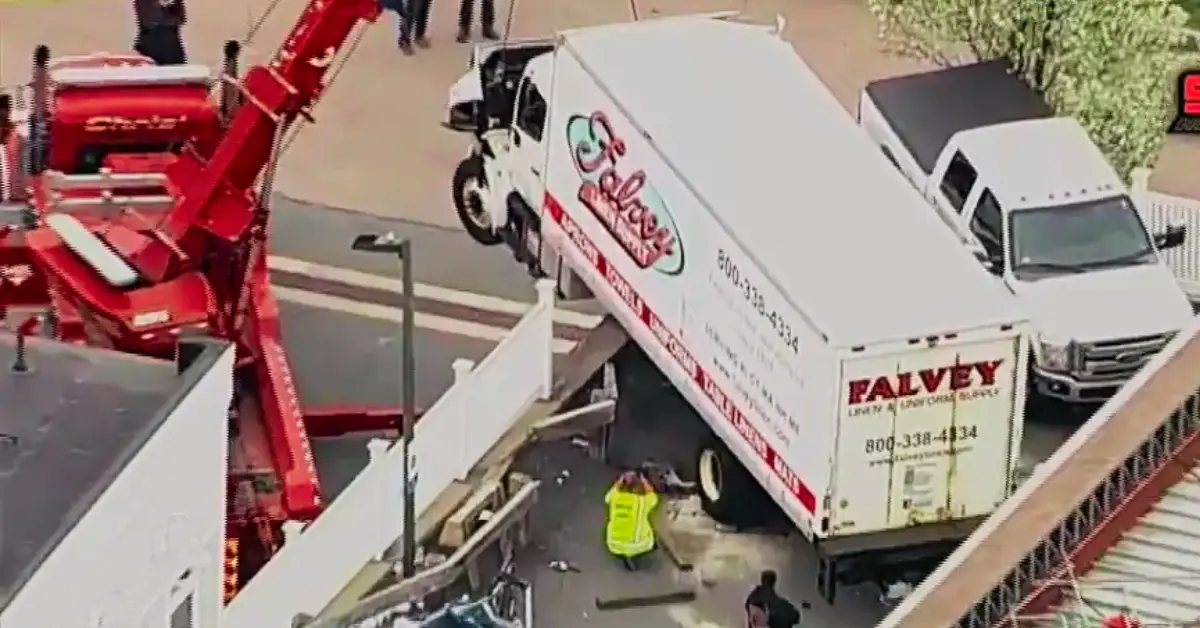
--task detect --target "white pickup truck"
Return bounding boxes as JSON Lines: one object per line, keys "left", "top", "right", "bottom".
{"left": 443, "top": 15, "right": 1032, "bottom": 603}
{"left": 859, "top": 60, "right": 1194, "bottom": 405}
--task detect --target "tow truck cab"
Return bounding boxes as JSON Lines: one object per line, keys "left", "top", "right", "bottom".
{"left": 2, "top": 52, "right": 219, "bottom": 201}
{"left": 859, "top": 60, "right": 1193, "bottom": 404}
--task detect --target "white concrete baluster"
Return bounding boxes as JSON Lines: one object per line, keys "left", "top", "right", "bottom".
{"left": 366, "top": 438, "right": 391, "bottom": 561}
{"left": 535, "top": 279, "right": 557, "bottom": 399}
{"left": 452, "top": 358, "right": 476, "bottom": 480}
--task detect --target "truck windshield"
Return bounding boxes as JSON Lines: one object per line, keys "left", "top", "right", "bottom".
{"left": 1008, "top": 195, "right": 1156, "bottom": 279}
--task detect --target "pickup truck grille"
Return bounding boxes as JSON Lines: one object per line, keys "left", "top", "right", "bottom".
{"left": 1078, "top": 332, "right": 1175, "bottom": 381}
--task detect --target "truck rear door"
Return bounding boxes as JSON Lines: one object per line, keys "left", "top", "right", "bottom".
{"left": 830, "top": 335, "right": 1021, "bottom": 535}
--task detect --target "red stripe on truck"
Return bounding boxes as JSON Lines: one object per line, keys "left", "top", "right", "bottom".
{"left": 545, "top": 192, "right": 818, "bottom": 513}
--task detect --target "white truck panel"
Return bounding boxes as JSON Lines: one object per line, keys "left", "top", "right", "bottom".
{"left": 832, "top": 333, "right": 1024, "bottom": 535}
{"left": 540, "top": 46, "right": 832, "bottom": 534}
{"left": 560, "top": 17, "right": 1023, "bottom": 347}
{"left": 537, "top": 20, "right": 1030, "bottom": 541}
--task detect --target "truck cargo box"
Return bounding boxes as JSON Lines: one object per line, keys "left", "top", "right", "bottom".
{"left": 532, "top": 18, "right": 1032, "bottom": 547}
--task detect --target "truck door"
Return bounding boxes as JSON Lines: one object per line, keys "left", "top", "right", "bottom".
{"left": 965, "top": 189, "right": 1006, "bottom": 274}
{"left": 446, "top": 40, "right": 553, "bottom": 133}
{"left": 510, "top": 76, "right": 548, "bottom": 208}
{"left": 835, "top": 338, "right": 1020, "bottom": 534}
{"left": 929, "top": 151, "right": 978, "bottom": 234}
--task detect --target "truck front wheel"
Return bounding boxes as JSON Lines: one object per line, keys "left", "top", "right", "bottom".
{"left": 696, "top": 436, "right": 771, "bottom": 528}
{"left": 452, "top": 156, "right": 503, "bottom": 246}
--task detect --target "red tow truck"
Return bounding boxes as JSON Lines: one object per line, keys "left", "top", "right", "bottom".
{"left": 0, "top": 0, "right": 403, "bottom": 601}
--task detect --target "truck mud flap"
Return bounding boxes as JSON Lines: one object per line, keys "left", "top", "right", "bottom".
{"left": 501, "top": 197, "right": 544, "bottom": 278}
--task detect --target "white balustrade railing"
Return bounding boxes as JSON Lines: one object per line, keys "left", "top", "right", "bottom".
{"left": 222, "top": 280, "right": 558, "bottom": 628}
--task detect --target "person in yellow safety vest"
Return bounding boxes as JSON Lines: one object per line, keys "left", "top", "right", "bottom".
{"left": 605, "top": 470, "right": 659, "bottom": 570}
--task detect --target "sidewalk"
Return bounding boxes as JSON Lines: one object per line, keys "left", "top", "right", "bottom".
{"left": 2, "top": 0, "right": 1195, "bottom": 225}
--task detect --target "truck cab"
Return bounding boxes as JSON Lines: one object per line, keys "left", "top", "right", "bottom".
{"left": 859, "top": 60, "right": 1193, "bottom": 404}
{"left": 1, "top": 51, "right": 220, "bottom": 206}
{"left": 444, "top": 38, "right": 556, "bottom": 261}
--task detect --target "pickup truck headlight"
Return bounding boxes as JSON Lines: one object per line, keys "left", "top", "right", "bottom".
{"left": 1037, "top": 337, "right": 1073, "bottom": 372}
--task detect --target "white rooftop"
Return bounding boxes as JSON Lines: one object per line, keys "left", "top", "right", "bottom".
{"left": 955, "top": 118, "right": 1125, "bottom": 211}
{"left": 560, "top": 17, "right": 1025, "bottom": 345}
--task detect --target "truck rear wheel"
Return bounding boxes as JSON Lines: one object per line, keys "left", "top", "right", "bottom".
{"left": 696, "top": 435, "right": 771, "bottom": 528}
{"left": 452, "top": 156, "right": 502, "bottom": 246}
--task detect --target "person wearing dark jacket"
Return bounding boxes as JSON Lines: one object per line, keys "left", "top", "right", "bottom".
{"left": 455, "top": 0, "right": 498, "bottom": 43}
{"left": 134, "top": 0, "right": 187, "bottom": 65}
{"left": 745, "top": 570, "right": 807, "bottom": 628}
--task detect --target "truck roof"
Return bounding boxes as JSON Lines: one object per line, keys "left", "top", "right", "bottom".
{"left": 561, "top": 18, "right": 1025, "bottom": 345}
{"left": 954, "top": 118, "right": 1124, "bottom": 210}
{"left": 863, "top": 59, "right": 1053, "bottom": 174}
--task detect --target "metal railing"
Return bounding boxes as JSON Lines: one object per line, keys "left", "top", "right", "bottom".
{"left": 1130, "top": 168, "right": 1200, "bottom": 298}
{"left": 954, "top": 387, "right": 1200, "bottom": 627}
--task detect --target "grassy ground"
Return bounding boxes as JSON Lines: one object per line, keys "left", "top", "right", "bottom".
{"left": 1179, "top": 0, "right": 1200, "bottom": 28}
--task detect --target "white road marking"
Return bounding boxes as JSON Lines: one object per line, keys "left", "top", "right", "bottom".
{"left": 267, "top": 255, "right": 603, "bottom": 330}
{"left": 273, "top": 286, "right": 579, "bottom": 354}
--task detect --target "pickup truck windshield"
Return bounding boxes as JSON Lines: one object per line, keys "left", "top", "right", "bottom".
{"left": 1008, "top": 195, "right": 1155, "bottom": 279}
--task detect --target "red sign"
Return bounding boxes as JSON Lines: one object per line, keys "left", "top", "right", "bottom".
{"left": 567, "top": 112, "right": 683, "bottom": 274}
{"left": 1170, "top": 70, "right": 1200, "bottom": 134}
{"left": 847, "top": 360, "right": 1004, "bottom": 406}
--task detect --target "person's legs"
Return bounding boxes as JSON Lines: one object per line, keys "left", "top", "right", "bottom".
{"left": 166, "top": 27, "right": 187, "bottom": 64}
{"left": 456, "top": 0, "right": 474, "bottom": 42}
{"left": 137, "top": 27, "right": 185, "bottom": 65}
{"left": 394, "top": 1, "right": 414, "bottom": 53}
{"left": 412, "top": 0, "right": 431, "bottom": 47}
{"left": 480, "top": 0, "right": 498, "bottom": 40}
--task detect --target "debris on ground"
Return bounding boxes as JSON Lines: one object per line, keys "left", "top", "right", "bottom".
{"left": 548, "top": 560, "right": 581, "bottom": 573}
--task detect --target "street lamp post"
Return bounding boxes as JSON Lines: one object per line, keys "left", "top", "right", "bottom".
{"left": 351, "top": 232, "right": 417, "bottom": 578}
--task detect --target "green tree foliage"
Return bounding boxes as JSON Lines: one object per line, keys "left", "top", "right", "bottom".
{"left": 866, "top": 0, "right": 1200, "bottom": 179}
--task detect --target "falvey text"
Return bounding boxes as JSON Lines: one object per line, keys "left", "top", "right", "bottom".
{"left": 847, "top": 360, "right": 1004, "bottom": 406}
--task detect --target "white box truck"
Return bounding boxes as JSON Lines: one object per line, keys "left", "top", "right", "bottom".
{"left": 443, "top": 15, "right": 1032, "bottom": 602}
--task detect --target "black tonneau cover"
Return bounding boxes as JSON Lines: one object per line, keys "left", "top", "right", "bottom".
{"left": 864, "top": 59, "right": 1053, "bottom": 174}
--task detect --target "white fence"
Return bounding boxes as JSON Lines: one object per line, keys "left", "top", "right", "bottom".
{"left": 1131, "top": 168, "right": 1200, "bottom": 297}
{"left": 222, "top": 280, "right": 559, "bottom": 628}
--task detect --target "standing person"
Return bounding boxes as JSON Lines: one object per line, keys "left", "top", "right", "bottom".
{"left": 455, "top": 0, "right": 498, "bottom": 43}
{"left": 745, "top": 570, "right": 807, "bottom": 628}
{"left": 604, "top": 470, "right": 658, "bottom": 571}
{"left": 133, "top": 0, "right": 187, "bottom": 65}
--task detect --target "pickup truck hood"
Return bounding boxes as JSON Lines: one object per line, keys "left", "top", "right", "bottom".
{"left": 1010, "top": 265, "right": 1193, "bottom": 343}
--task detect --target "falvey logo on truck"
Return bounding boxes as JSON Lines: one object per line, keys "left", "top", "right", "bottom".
{"left": 566, "top": 111, "right": 684, "bottom": 275}
{"left": 847, "top": 360, "right": 1004, "bottom": 406}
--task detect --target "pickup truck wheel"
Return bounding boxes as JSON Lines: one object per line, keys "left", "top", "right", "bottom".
{"left": 696, "top": 436, "right": 771, "bottom": 528}
{"left": 453, "top": 156, "right": 502, "bottom": 246}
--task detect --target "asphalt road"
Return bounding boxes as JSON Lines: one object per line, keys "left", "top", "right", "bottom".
{"left": 266, "top": 201, "right": 593, "bottom": 499}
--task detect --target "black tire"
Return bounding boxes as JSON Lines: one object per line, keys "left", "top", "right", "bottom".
{"left": 452, "top": 155, "right": 503, "bottom": 246}
{"left": 695, "top": 434, "right": 772, "bottom": 528}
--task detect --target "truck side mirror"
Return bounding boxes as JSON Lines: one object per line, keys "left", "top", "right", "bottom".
{"left": 444, "top": 101, "right": 481, "bottom": 133}
{"left": 1154, "top": 224, "right": 1186, "bottom": 250}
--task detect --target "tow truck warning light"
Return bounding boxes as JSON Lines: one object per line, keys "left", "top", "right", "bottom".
{"left": 1170, "top": 69, "right": 1200, "bottom": 134}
